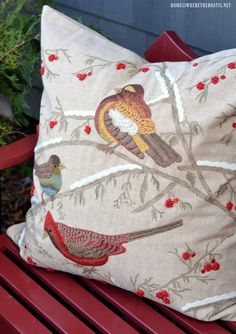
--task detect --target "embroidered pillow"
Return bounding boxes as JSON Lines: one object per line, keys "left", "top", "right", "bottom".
{"left": 7, "top": 6, "right": 236, "bottom": 322}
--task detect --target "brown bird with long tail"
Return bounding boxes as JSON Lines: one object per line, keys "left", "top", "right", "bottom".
{"left": 95, "top": 84, "right": 182, "bottom": 167}
{"left": 44, "top": 211, "right": 183, "bottom": 266}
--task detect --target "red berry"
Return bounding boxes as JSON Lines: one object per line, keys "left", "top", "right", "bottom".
{"left": 156, "top": 291, "right": 163, "bottom": 299}
{"left": 165, "top": 198, "right": 174, "bottom": 208}
{"left": 84, "top": 125, "right": 91, "bottom": 135}
{"left": 40, "top": 66, "right": 45, "bottom": 75}
{"left": 191, "top": 251, "right": 196, "bottom": 258}
{"left": 48, "top": 54, "right": 56, "bottom": 62}
{"left": 26, "top": 256, "right": 36, "bottom": 266}
{"left": 201, "top": 268, "right": 206, "bottom": 274}
{"left": 116, "top": 63, "right": 126, "bottom": 70}
{"left": 232, "top": 123, "right": 236, "bottom": 128}
{"left": 196, "top": 82, "right": 205, "bottom": 90}
{"left": 211, "top": 76, "right": 219, "bottom": 84}
{"left": 87, "top": 71, "right": 92, "bottom": 76}
{"left": 30, "top": 184, "right": 35, "bottom": 197}
{"left": 226, "top": 201, "right": 233, "bottom": 211}
{"left": 77, "top": 73, "right": 87, "bottom": 81}
{"left": 220, "top": 74, "right": 226, "bottom": 80}
{"left": 211, "top": 258, "right": 216, "bottom": 263}
{"left": 192, "top": 63, "right": 198, "bottom": 67}
{"left": 54, "top": 55, "right": 59, "bottom": 60}
{"left": 204, "top": 263, "right": 212, "bottom": 272}
{"left": 211, "top": 262, "right": 220, "bottom": 271}
{"left": 163, "top": 297, "right": 171, "bottom": 304}
{"left": 49, "top": 120, "right": 58, "bottom": 129}
{"left": 173, "top": 197, "right": 179, "bottom": 204}
{"left": 228, "top": 62, "right": 236, "bottom": 69}
{"left": 161, "top": 290, "right": 169, "bottom": 297}
{"left": 136, "top": 289, "right": 144, "bottom": 297}
{"left": 140, "top": 67, "right": 149, "bottom": 72}
{"left": 182, "top": 251, "right": 191, "bottom": 261}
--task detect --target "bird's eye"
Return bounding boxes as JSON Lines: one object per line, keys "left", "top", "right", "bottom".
{"left": 48, "top": 228, "right": 52, "bottom": 233}
{"left": 54, "top": 165, "right": 57, "bottom": 168}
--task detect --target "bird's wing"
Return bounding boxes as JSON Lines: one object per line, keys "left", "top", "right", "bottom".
{"left": 57, "top": 224, "right": 128, "bottom": 259}
{"left": 35, "top": 161, "right": 52, "bottom": 178}
{"left": 39, "top": 177, "right": 61, "bottom": 191}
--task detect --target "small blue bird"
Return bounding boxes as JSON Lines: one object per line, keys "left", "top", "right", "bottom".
{"left": 35, "top": 155, "right": 65, "bottom": 202}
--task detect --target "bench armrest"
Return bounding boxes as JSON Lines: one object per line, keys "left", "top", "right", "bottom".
{"left": 0, "top": 133, "right": 38, "bottom": 170}
{"left": 145, "top": 30, "right": 198, "bottom": 62}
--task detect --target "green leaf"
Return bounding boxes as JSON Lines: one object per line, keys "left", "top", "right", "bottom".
{"left": 216, "top": 183, "right": 228, "bottom": 197}
{"left": 151, "top": 175, "right": 160, "bottom": 191}
{"left": 140, "top": 174, "right": 148, "bottom": 203}
{"left": 180, "top": 201, "right": 192, "bottom": 211}
{"left": 220, "top": 132, "right": 233, "bottom": 145}
{"left": 168, "top": 135, "right": 178, "bottom": 147}
{"left": 95, "top": 183, "right": 105, "bottom": 201}
{"left": 186, "top": 171, "right": 195, "bottom": 187}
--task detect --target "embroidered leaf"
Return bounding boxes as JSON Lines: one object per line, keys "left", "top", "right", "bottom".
{"left": 79, "top": 191, "right": 85, "bottom": 205}
{"left": 151, "top": 175, "right": 160, "bottom": 191}
{"left": 151, "top": 206, "right": 164, "bottom": 221}
{"left": 168, "top": 135, "right": 178, "bottom": 147}
{"left": 95, "top": 183, "right": 105, "bottom": 201}
{"left": 140, "top": 175, "right": 148, "bottom": 203}
{"left": 219, "top": 132, "right": 233, "bottom": 145}
{"left": 189, "top": 121, "right": 204, "bottom": 136}
{"left": 216, "top": 183, "right": 228, "bottom": 197}
{"left": 179, "top": 201, "right": 192, "bottom": 211}
{"left": 84, "top": 58, "right": 94, "bottom": 65}
{"left": 186, "top": 171, "right": 195, "bottom": 187}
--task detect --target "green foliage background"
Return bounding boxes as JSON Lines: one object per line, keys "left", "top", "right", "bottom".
{"left": 0, "top": 0, "right": 49, "bottom": 145}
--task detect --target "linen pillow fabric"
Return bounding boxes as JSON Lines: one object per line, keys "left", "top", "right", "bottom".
{"left": 7, "top": 6, "right": 236, "bottom": 321}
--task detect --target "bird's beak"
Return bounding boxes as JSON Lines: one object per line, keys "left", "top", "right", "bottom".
{"left": 42, "top": 231, "right": 48, "bottom": 239}
{"left": 114, "top": 87, "right": 122, "bottom": 94}
{"left": 59, "top": 163, "right": 65, "bottom": 170}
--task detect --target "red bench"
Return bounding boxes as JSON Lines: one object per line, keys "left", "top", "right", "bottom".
{"left": 1, "top": 31, "right": 235, "bottom": 334}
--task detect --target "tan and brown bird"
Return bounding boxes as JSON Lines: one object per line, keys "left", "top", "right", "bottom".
{"left": 95, "top": 84, "right": 182, "bottom": 167}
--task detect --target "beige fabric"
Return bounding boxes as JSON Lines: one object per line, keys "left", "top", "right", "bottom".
{"left": 7, "top": 6, "right": 236, "bottom": 321}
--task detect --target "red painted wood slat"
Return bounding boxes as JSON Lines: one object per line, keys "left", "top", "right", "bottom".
{"left": 3, "top": 234, "right": 138, "bottom": 334}
{"left": 0, "top": 251, "right": 93, "bottom": 334}
{"left": 149, "top": 301, "right": 231, "bottom": 334}
{"left": 81, "top": 278, "right": 185, "bottom": 334}
{"left": 0, "top": 285, "right": 51, "bottom": 334}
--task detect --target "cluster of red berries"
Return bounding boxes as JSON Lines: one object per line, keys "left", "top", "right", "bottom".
{"left": 182, "top": 250, "right": 196, "bottom": 261}
{"left": 49, "top": 120, "right": 58, "bottom": 129}
{"left": 136, "top": 289, "right": 145, "bottom": 297}
{"left": 156, "top": 289, "right": 171, "bottom": 304}
{"left": 84, "top": 125, "right": 91, "bottom": 135}
{"left": 116, "top": 63, "right": 126, "bottom": 70}
{"left": 139, "top": 67, "right": 150, "bottom": 73}
{"left": 225, "top": 201, "right": 236, "bottom": 211}
{"left": 165, "top": 197, "right": 179, "bottom": 208}
{"left": 48, "top": 54, "right": 59, "bottom": 62}
{"left": 196, "top": 62, "right": 235, "bottom": 91}
{"left": 30, "top": 184, "right": 35, "bottom": 197}
{"left": 201, "top": 258, "right": 220, "bottom": 274}
{"left": 76, "top": 71, "right": 93, "bottom": 81}
{"left": 26, "top": 256, "right": 37, "bottom": 266}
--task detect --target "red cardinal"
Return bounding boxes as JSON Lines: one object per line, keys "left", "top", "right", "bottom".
{"left": 44, "top": 211, "right": 183, "bottom": 266}
{"left": 95, "top": 84, "right": 182, "bottom": 167}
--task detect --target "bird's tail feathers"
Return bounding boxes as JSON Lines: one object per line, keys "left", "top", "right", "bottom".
{"left": 141, "top": 133, "right": 182, "bottom": 167}
{"left": 128, "top": 219, "right": 183, "bottom": 241}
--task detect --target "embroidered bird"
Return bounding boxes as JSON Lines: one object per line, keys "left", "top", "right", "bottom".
{"left": 34, "top": 155, "right": 65, "bottom": 202}
{"left": 95, "top": 84, "right": 182, "bottom": 167}
{"left": 44, "top": 211, "right": 183, "bottom": 266}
